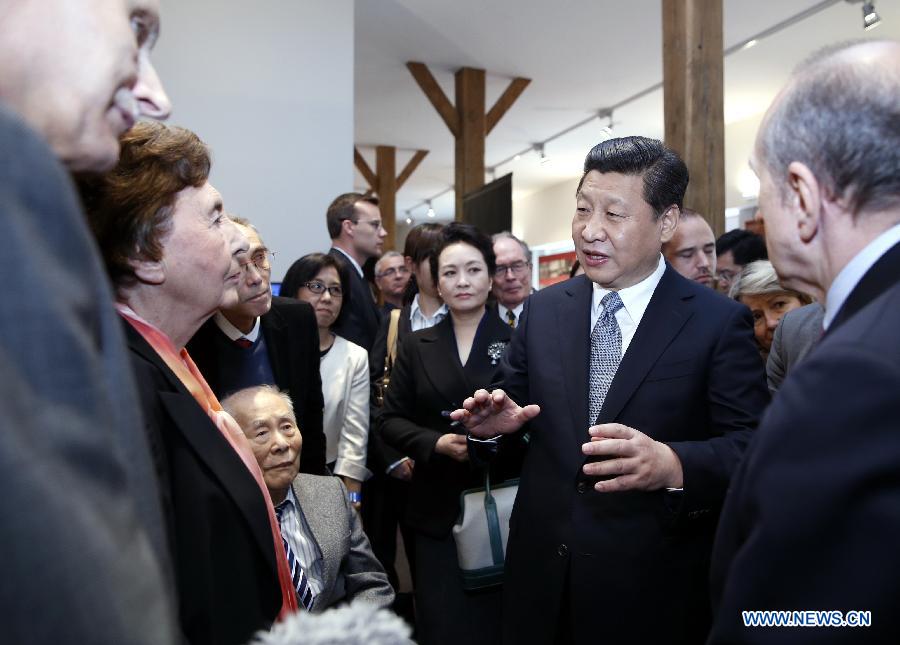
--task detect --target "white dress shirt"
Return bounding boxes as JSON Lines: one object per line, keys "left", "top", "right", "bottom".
{"left": 409, "top": 293, "right": 448, "bottom": 332}
{"left": 590, "top": 253, "right": 667, "bottom": 357}
{"left": 823, "top": 222, "right": 900, "bottom": 330}
{"left": 497, "top": 302, "right": 525, "bottom": 328}
{"left": 213, "top": 312, "right": 260, "bottom": 342}
{"left": 277, "top": 486, "right": 324, "bottom": 601}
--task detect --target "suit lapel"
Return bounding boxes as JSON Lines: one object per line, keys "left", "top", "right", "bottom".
{"left": 291, "top": 476, "right": 334, "bottom": 610}
{"left": 558, "top": 276, "right": 594, "bottom": 440}
{"left": 260, "top": 306, "right": 289, "bottom": 387}
{"left": 598, "top": 267, "right": 693, "bottom": 423}
{"left": 125, "top": 324, "right": 278, "bottom": 574}
{"left": 464, "top": 309, "right": 512, "bottom": 387}
{"left": 418, "top": 317, "right": 472, "bottom": 409}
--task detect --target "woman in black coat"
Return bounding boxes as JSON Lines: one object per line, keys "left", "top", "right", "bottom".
{"left": 380, "top": 223, "right": 525, "bottom": 645}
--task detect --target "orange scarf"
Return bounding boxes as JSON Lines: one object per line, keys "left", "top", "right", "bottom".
{"left": 118, "top": 305, "right": 299, "bottom": 618}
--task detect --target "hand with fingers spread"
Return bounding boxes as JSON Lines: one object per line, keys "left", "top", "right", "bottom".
{"left": 581, "top": 423, "right": 683, "bottom": 492}
{"left": 449, "top": 388, "right": 541, "bottom": 439}
{"left": 434, "top": 433, "right": 469, "bottom": 462}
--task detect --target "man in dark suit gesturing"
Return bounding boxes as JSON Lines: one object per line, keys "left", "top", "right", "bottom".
{"left": 454, "top": 137, "right": 768, "bottom": 644}
{"left": 188, "top": 217, "right": 328, "bottom": 475}
{"left": 709, "top": 40, "right": 900, "bottom": 643}
{"left": 326, "top": 192, "right": 387, "bottom": 351}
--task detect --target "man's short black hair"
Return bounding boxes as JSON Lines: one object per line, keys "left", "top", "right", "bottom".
{"left": 715, "top": 229, "right": 768, "bottom": 265}
{"left": 577, "top": 136, "right": 689, "bottom": 219}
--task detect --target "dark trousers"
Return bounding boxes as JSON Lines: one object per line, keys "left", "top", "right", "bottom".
{"left": 414, "top": 532, "right": 503, "bottom": 645}
{"left": 361, "top": 473, "right": 416, "bottom": 589}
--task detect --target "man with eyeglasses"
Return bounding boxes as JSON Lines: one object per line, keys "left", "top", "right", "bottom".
{"left": 188, "top": 217, "right": 328, "bottom": 475}
{"left": 374, "top": 251, "right": 411, "bottom": 314}
{"left": 326, "top": 192, "right": 387, "bottom": 350}
{"left": 491, "top": 232, "right": 533, "bottom": 328}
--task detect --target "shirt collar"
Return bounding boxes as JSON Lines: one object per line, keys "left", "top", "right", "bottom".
{"left": 213, "top": 312, "right": 261, "bottom": 343}
{"left": 823, "top": 222, "right": 900, "bottom": 329}
{"left": 497, "top": 302, "right": 524, "bottom": 320}
{"left": 591, "top": 253, "right": 666, "bottom": 324}
{"left": 332, "top": 246, "right": 364, "bottom": 278}
{"left": 410, "top": 293, "right": 448, "bottom": 321}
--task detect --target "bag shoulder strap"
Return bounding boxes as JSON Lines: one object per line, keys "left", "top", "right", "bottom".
{"left": 386, "top": 308, "right": 402, "bottom": 368}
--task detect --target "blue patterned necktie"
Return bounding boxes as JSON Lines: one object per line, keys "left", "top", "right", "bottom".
{"left": 588, "top": 292, "right": 624, "bottom": 425}
{"left": 274, "top": 500, "right": 314, "bottom": 610}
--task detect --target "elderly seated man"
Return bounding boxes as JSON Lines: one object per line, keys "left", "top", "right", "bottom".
{"left": 222, "top": 385, "right": 394, "bottom": 612}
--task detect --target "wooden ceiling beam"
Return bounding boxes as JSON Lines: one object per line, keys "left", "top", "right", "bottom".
{"left": 486, "top": 77, "right": 531, "bottom": 135}
{"left": 406, "top": 62, "right": 460, "bottom": 136}
{"left": 353, "top": 147, "right": 377, "bottom": 189}
{"left": 396, "top": 149, "right": 429, "bottom": 190}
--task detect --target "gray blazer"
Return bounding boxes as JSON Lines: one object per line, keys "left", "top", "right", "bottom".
{"left": 766, "top": 303, "right": 824, "bottom": 393}
{"left": 291, "top": 474, "right": 394, "bottom": 611}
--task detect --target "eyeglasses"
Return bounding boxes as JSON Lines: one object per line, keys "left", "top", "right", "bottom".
{"left": 355, "top": 219, "right": 383, "bottom": 231}
{"left": 303, "top": 281, "right": 343, "bottom": 298}
{"left": 376, "top": 266, "right": 410, "bottom": 279}
{"left": 494, "top": 261, "right": 529, "bottom": 277}
{"left": 239, "top": 250, "right": 275, "bottom": 274}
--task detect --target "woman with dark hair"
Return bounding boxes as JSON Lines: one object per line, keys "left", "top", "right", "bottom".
{"left": 379, "top": 222, "right": 525, "bottom": 645}
{"left": 281, "top": 253, "right": 371, "bottom": 507}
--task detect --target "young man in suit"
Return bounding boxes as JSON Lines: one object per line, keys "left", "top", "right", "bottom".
{"left": 454, "top": 136, "right": 769, "bottom": 644}
{"left": 326, "top": 192, "right": 387, "bottom": 351}
{"left": 709, "top": 40, "right": 900, "bottom": 643}
{"left": 0, "top": 1, "right": 177, "bottom": 642}
{"left": 662, "top": 208, "right": 717, "bottom": 288}
{"left": 223, "top": 385, "right": 394, "bottom": 612}
{"left": 188, "top": 218, "right": 328, "bottom": 475}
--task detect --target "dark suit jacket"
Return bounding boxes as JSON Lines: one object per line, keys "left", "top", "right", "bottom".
{"left": 187, "top": 296, "right": 327, "bottom": 475}
{"left": 290, "top": 475, "right": 394, "bottom": 611}
{"left": 709, "top": 243, "right": 900, "bottom": 644}
{"left": 380, "top": 311, "right": 526, "bottom": 537}
{"left": 125, "top": 323, "right": 281, "bottom": 645}
{"left": 0, "top": 104, "right": 177, "bottom": 644}
{"left": 498, "top": 268, "right": 769, "bottom": 645}
{"left": 329, "top": 247, "right": 381, "bottom": 351}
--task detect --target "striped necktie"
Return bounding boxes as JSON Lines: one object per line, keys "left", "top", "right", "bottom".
{"left": 506, "top": 308, "right": 517, "bottom": 328}
{"left": 274, "top": 500, "right": 314, "bottom": 610}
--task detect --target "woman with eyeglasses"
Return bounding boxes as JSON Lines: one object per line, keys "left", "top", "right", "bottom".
{"left": 379, "top": 223, "right": 526, "bottom": 645}
{"left": 281, "top": 253, "right": 371, "bottom": 508}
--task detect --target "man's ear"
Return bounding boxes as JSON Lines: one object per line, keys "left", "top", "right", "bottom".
{"left": 130, "top": 252, "right": 166, "bottom": 286}
{"left": 787, "top": 161, "right": 821, "bottom": 243}
{"left": 659, "top": 205, "right": 679, "bottom": 244}
{"left": 341, "top": 218, "right": 356, "bottom": 239}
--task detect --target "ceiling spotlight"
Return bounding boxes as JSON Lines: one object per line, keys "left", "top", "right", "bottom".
{"left": 514, "top": 154, "right": 522, "bottom": 162}
{"left": 405, "top": 217, "right": 412, "bottom": 225}
{"left": 426, "top": 200, "right": 435, "bottom": 218}
{"left": 534, "top": 143, "right": 550, "bottom": 165}
{"left": 597, "top": 109, "right": 614, "bottom": 138}
{"left": 862, "top": 1, "right": 881, "bottom": 30}
{"left": 742, "top": 39, "right": 758, "bottom": 50}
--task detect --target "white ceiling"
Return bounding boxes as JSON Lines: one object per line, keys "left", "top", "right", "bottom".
{"left": 354, "top": 0, "right": 899, "bottom": 223}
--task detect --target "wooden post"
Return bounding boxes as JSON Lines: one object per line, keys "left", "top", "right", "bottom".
{"left": 662, "top": 0, "right": 725, "bottom": 236}
{"left": 354, "top": 146, "right": 429, "bottom": 252}
{"left": 407, "top": 62, "right": 530, "bottom": 220}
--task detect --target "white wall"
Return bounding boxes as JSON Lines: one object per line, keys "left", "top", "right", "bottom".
{"left": 154, "top": 0, "right": 354, "bottom": 281}
{"left": 513, "top": 177, "right": 579, "bottom": 248}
